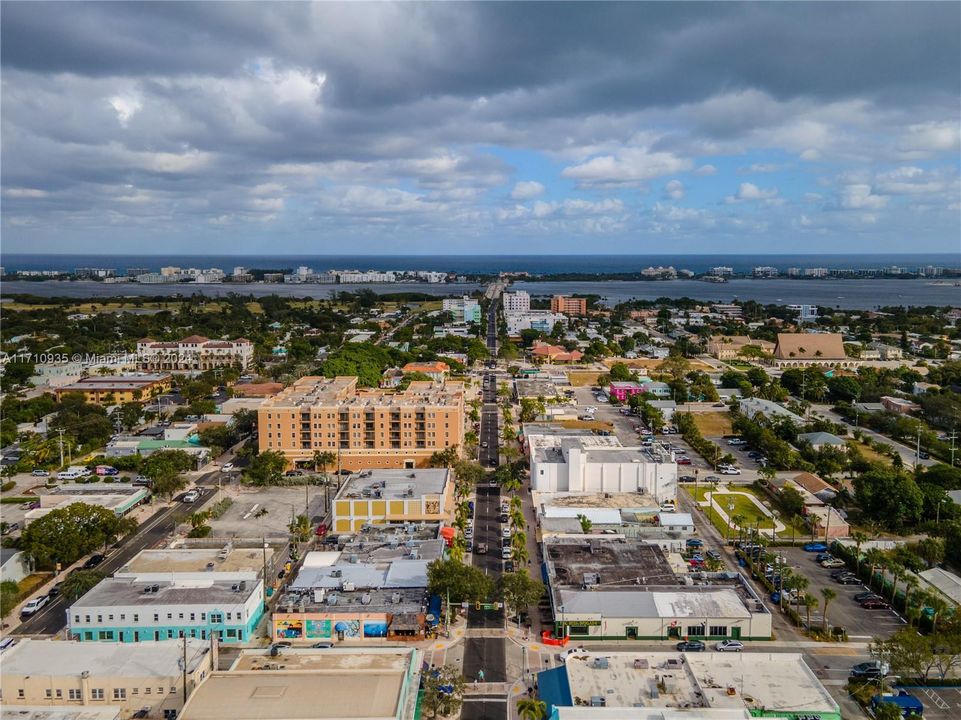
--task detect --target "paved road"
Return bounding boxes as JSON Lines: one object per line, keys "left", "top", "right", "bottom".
{"left": 810, "top": 403, "right": 937, "bottom": 469}
{"left": 462, "top": 299, "right": 508, "bottom": 720}
{"left": 12, "top": 486, "right": 218, "bottom": 636}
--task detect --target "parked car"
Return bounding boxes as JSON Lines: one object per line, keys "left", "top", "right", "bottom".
{"left": 464, "top": 527, "right": 473, "bottom": 540}
{"left": 803, "top": 542, "right": 829, "bottom": 552}
{"left": 677, "top": 457, "right": 692, "bottom": 466}
{"left": 83, "top": 554, "right": 105, "bottom": 569}
{"left": 854, "top": 592, "right": 882, "bottom": 602}
{"left": 815, "top": 552, "right": 834, "bottom": 562}
{"left": 498, "top": 513, "right": 509, "bottom": 523}
{"left": 556, "top": 646, "right": 589, "bottom": 662}
{"left": 706, "top": 550, "right": 721, "bottom": 561}
{"left": 676, "top": 640, "right": 705, "bottom": 652}
{"left": 20, "top": 595, "right": 49, "bottom": 617}
{"left": 47, "top": 583, "right": 63, "bottom": 598}
{"left": 504, "top": 560, "right": 515, "bottom": 572}
{"left": 851, "top": 660, "right": 890, "bottom": 679}
{"left": 720, "top": 467, "right": 741, "bottom": 475}
{"left": 727, "top": 438, "right": 746, "bottom": 446}
{"left": 836, "top": 574, "right": 862, "bottom": 585}
{"left": 315, "top": 523, "right": 328, "bottom": 537}
{"left": 501, "top": 526, "right": 511, "bottom": 538}
{"left": 715, "top": 640, "right": 744, "bottom": 652}
{"left": 861, "top": 598, "right": 891, "bottom": 609}
{"left": 31, "top": 469, "right": 50, "bottom": 477}
{"left": 501, "top": 546, "right": 512, "bottom": 559}
{"left": 311, "top": 642, "right": 334, "bottom": 649}
{"left": 686, "top": 538, "right": 704, "bottom": 548}
{"left": 821, "top": 559, "right": 847, "bottom": 568}
{"left": 679, "top": 475, "right": 696, "bottom": 483}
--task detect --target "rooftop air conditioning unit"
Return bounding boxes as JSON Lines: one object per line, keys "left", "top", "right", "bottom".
{"left": 326, "top": 594, "right": 338, "bottom": 605}
{"left": 361, "top": 593, "right": 372, "bottom": 605}
{"left": 342, "top": 581, "right": 355, "bottom": 592}
{"left": 331, "top": 569, "right": 342, "bottom": 578}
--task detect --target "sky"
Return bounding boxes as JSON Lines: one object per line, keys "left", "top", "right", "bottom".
{"left": 1, "top": 2, "right": 960, "bottom": 256}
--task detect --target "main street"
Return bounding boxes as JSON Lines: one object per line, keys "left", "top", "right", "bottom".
{"left": 12, "top": 485, "right": 219, "bottom": 636}
{"left": 462, "top": 291, "right": 509, "bottom": 720}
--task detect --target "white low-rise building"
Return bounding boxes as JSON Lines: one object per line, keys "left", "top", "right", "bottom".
{"left": 530, "top": 436, "right": 676, "bottom": 502}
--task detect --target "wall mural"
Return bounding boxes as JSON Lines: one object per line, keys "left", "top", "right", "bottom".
{"left": 273, "top": 613, "right": 394, "bottom": 640}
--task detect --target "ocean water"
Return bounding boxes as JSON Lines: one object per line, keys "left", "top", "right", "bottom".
{"left": 1, "top": 277, "right": 958, "bottom": 309}
{"left": 2, "top": 252, "right": 959, "bottom": 275}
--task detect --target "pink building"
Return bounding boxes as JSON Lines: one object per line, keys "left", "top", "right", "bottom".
{"left": 609, "top": 381, "right": 645, "bottom": 402}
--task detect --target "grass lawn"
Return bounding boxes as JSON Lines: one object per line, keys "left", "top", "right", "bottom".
{"left": 692, "top": 412, "right": 734, "bottom": 437}
{"left": 604, "top": 357, "right": 716, "bottom": 372}
{"left": 848, "top": 440, "right": 892, "bottom": 466}
{"left": 557, "top": 419, "right": 615, "bottom": 431}
{"left": 568, "top": 371, "right": 602, "bottom": 387}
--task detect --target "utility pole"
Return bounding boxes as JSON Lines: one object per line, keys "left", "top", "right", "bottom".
{"left": 915, "top": 426, "right": 922, "bottom": 469}
{"left": 262, "top": 537, "right": 269, "bottom": 612}
{"left": 180, "top": 632, "right": 189, "bottom": 708}
{"left": 947, "top": 430, "right": 958, "bottom": 467}
{"left": 55, "top": 428, "right": 65, "bottom": 467}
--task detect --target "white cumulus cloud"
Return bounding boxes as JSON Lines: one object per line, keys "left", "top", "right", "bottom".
{"left": 663, "top": 179, "right": 685, "bottom": 200}
{"left": 510, "top": 180, "right": 545, "bottom": 200}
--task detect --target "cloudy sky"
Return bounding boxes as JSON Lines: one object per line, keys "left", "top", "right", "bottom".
{"left": 2, "top": 2, "right": 959, "bottom": 255}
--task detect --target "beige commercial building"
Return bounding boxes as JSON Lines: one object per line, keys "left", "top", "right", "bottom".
{"left": 0, "top": 638, "right": 213, "bottom": 719}
{"left": 180, "top": 647, "right": 419, "bottom": 720}
{"left": 706, "top": 335, "right": 775, "bottom": 360}
{"left": 333, "top": 468, "right": 453, "bottom": 533}
{"left": 258, "top": 376, "right": 464, "bottom": 470}
{"left": 770, "top": 333, "right": 860, "bottom": 369}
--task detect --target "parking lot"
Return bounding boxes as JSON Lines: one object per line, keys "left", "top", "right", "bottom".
{"left": 778, "top": 547, "right": 907, "bottom": 640}
{"left": 206, "top": 486, "right": 328, "bottom": 539}
{"left": 894, "top": 686, "right": 961, "bottom": 720}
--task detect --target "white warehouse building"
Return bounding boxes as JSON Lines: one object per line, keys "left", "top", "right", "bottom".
{"left": 530, "top": 436, "right": 677, "bottom": 502}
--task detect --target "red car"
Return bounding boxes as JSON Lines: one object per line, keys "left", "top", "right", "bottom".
{"left": 860, "top": 599, "right": 890, "bottom": 610}
{"left": 677, "top": 457, "right": 692, "bottom": 465}
{"left": 315, "top": 523, "right": 328, "bottom": 537}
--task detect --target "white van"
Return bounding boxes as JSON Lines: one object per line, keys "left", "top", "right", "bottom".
{"left": 57, "top": 466, "right": 91, "bottom": 481}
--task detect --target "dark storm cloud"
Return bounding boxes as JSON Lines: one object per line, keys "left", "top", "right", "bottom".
{"left": 1, "top": 2, "right": 958, "bottom": 253}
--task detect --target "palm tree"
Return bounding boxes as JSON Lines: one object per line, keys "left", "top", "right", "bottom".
{"left": 512, "top": 530, "right": 528, "bottom": 551}
{"left": 313, "top": 450, "right": 336, "bottom": 481}
{"left": 851, "top": 531, "right": 868, "bottom": 574}
{"left": 864, "top": 548, "right": 886, "bottom": 590}
{"left": 803, "top": 594, "right": 819, "bottom": 630}
{"left": 517, "top": 698, "right": 547, "bottom": 720}
{"left": 510, "top": 508, "right": 526, "bottom": 530}
{"left": 61, "top": 570, "right": 105, "bottom": 601}
{"left": 448, "top": 536, "right": 466, "bottom": 564}
{"left": 510, "top": 494, "right": 523, "bottom": 513}
{"left": 288, "top": 514, "right": 312, "bottom": 542}
{"left": 906, "top": 588, "right": 925, "bottom": 627}
{"left": 925, "top": 593, "right": 949, "bottom": 633}
{"left": 513, "top": 544, "right": 530, "bottom": 565}
{"left": 902, "top": 576, "right": 920, "bottom": 622}
{"left": 793, "top": 575, "right": 810, "bottom": 618}
{"left": 820, "top": 587, "right": 837, "bottom": 633}
{"left": 730, "top": 514, "right": 746, "bottom": 543}
{"left": 887, "top": 561, "right": 905, "bottom": 605}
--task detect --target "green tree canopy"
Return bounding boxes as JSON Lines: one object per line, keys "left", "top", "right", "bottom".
{"left": 427, "top": 558, "right": 494, "bottom": 604}
{"left": 20, "top": 503, "right": 137, "bottom": 569}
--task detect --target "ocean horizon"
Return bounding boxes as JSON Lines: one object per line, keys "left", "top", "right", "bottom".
{"left": 2, "top": 252, "right": 959, "bottom": 276}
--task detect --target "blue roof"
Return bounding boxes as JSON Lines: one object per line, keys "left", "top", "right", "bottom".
{"left": 537, "top": 666, "right": 572, "bottom": 716}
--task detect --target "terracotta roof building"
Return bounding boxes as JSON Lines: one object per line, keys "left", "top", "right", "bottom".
{"left": 231, "top": 382, "right": 283, "bottom": 398}
{"left": 137, "top": 336, "right": 254, "bottom": 372}
{"left": 401, "top": 361, "right": 450, "bottom": 383}
{"left": 707, "top": 335, "right": 776, "bottom": 360}
{"left": 770, "top": 333, "right": 859, "bottom": 368}
{"left": 531, "top": 341, "right": 584, "bottom": 364}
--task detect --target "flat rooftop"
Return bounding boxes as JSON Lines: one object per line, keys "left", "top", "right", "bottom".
{"left": 554, "top": 652, "right": 836, "bottom": 715}
{"left": 547, "top": 539, "right": 679, "bottom": 587}
{"left": 182, "top": 648, "right": 416, "bottom": 720}
{"left": 2, "top": 638, "right": 210, "bottom": 677}
{"left": 46, "top": 483, "right": 144, "bottom": 497}
{"left": 262, "top": 375, "right": 463, "bottom": 409}
{"left": 1, "top": 709, "right": 122, "bottom": 720}
{"left": 541, "top": 492, "right": 660, "bottom": 512}
{"left": 339, "top": 468, "right": 448, "bottom": 501}
{"left": 71, "top": 576, "right": 259, "bottom": 608}
{"left": 515, "top": 379, "right": 559, "bottom": 398}
{"left": 117, "top": 547, "right": 273, "bottom": 575}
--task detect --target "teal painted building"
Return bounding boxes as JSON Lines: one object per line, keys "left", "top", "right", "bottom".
{"left": 68, "top": 575, "right": 264, "bottom": 643}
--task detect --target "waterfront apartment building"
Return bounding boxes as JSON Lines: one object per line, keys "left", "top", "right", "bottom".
{"left": 550, "top": 295, "right": 587, "bottom": 316}
{"left": 54, "top": 374, "right": 171, "bottom": 405}
{"left": 502, "top": 290, "right": 531, "bottom": 313}
{"left": 258, "top": 376, "right": 464, "bottom": 470}
{"left": 137, "top": 335, "right": 254, "bottom": 371}
{"left": 442, "top": 296, "right": 481, "bottom": 324}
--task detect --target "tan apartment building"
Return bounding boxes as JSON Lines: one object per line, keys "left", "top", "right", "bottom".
{"left": 54, "top": 374, "right": 171, "bottom": 405}
{"left": 550, "top": 295, "right": 588, "bottom": 316}
{"left": 0, "top": 638, "right": 213, "bottom": 718}
{"left": 137, "top": 335, "right": 254, "bottom": 372}
{"left": 707, "top": 335, "right": 775, "bottom": 360}
{"left": 258, "top": 376, "right": 464, "bottom": 470}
